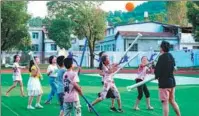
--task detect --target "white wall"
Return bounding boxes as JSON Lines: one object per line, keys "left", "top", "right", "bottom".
{"left": 180, "top": 44, "right": 196, "bottom": 50}
{"left": 115, "top": 35, "right": 124, "bottom": 51}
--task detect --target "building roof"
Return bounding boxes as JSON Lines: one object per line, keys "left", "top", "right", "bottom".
{"left": 114, "top": 21, "right": 180, "bottom": 28}
{"left": 115, "top": 31, "right": 175, "bottom": 38}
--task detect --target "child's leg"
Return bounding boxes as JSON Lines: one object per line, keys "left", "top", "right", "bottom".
{"left": 159, "top": 88, "right": 170, "bottom": 116}
{"left": 58, "top": 93, "right": 65, "bottom": 116}
{"left": 28, "top": 96, "right": 34, "bottom": 106}
{"left": 63, "top": 102, "right": 73, "bottom": 116}
{"left": 6, "top": 81, "right": 18, "bottom": 96}
{"left": 143, "top": 84, "right": 153, "bottom": 109}
{"left": 19, "top": 81, "right": 25, "bottom": 96}
{"left": 134, "top": 80, "right": 143, "bottom": 109}
{"left": 36, "top": 95, "right": 42, "bottom": 104}
{"left": 92, "top": 83, "right": 110, "bottom": 106}
{"left": 111, "top": 98, "right": 115, "bottom": 108}
{"left": 46, "top": 78, "right": 57, "bottom": 102}
{"left": 169, "top": 88, "right": 181, "bottom": 116}
{"left": 162, "top": 100, "right": 169, "bottom": 116}
{"left": 112, "top": 85, "right": 122, "bottom": 110}
{"left": 74, "top": 101, "right": 81, "bottom": 116}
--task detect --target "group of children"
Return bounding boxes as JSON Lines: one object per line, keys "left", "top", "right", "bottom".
{"left": 5, "top": 41, "right": 181, "bottom": 116}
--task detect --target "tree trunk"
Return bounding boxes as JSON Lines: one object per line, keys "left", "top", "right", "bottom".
{"left": 88, "top": 39, "right": 95, "bottom": 68}
{"left": 90, "top": 51, "right": 95, "bottom": 68}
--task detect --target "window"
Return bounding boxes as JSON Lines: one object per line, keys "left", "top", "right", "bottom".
{"left": 32, "top": 32, "right": 39, "bottom": 39}
{"left": 112, "top": 29, "right": 114, "bottom": 35}
{"left": 112, "top": 44, "right": 115, "bottom": 51}
{"left": 129, "top": 43, "right": 138, "bottom": 51}
{"left": 101, "top": 46, "right": 103, "bottom": 51}
{"left": 108, "top": 29, "right": 111, "bottom": 35}
{"left": 51, "top": 44, "right": 57, "bottom": 51}
{"left": 32, "top": 44, "right": 39, "bottom": 51}
{"left": 193, "top": 46, "right": 199, "bottom": 49}
{"left": 183, "top": 47, "right": 188, "bottom": 50}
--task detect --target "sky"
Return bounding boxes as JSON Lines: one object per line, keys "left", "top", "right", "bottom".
{"left": 27, "top": 1, "right": 146, "bottom": 18}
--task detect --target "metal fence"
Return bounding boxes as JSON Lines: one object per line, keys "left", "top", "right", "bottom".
{"left": 1, "top": 50, "right": 199, "bottom": 68}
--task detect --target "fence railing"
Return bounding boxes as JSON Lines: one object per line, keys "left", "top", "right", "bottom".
{"left": 1, "top": 50, "right": 199, "bottom": 68}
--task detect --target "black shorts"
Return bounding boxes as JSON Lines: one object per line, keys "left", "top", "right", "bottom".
{"left": 98, "top": 82, "right": 115, "bottom": 99}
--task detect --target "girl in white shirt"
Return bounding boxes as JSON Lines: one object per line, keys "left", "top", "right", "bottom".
{"left": 45, "top": 55, "right": 58, "bottom": 104}
{"left": 6, "top": 55, "right": 26, "bottom": 97}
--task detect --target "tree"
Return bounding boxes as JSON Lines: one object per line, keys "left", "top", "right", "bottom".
{"left": 149, "top": 12, "right": 167, "bottom": 23}
{"left": 187, "top": 1, "right": 199, "bottom": 41}
{"left": 46, "top": 1, "right": 106, "bottom": 67}
{"left": 29, "top": 17, "right": 43, "bottom": 27}
{"left": 47, "top": 17, "right": 75, "bottom": 50}
{"left": 128, "top": 18, "right": 135, "bottom": 24}
{"left": 167, "top": 1, "right": 189, "bottom": 26}
{"left": 1, "top": 1, "right": 31, "bottom": 51}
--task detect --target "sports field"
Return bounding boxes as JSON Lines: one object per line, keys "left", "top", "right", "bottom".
{"left": 1, "top": 73, "right": 199, "bottom": 116}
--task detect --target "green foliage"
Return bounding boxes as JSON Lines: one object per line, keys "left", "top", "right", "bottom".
{"left": 1, "top": 1, "right": 31, "bottom": 51}
{"left": 167, "top": 1, "right": 189, "bottom": 26}
{"left": 187, "top": 1, "right": 199, "bottom": 41}
{"left": 149, "top": 12, "right": 167, "bottom": 23}
{"left": 47, "top": 17, "right": 75, "bottom": 50}
{"left": 28, "top": 17, "right": 43, "bottom": 27}
{"left": 46, "top": 1, "right": 106, "bottom": 67}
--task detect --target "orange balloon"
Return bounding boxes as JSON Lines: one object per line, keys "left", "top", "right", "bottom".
{"left": 125, "top": 2, "right": 135, "bottom": 12}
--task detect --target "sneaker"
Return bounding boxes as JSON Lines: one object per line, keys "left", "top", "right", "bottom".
{"left": 44, "top": 100, "right": 51, "bottom": 104}
{"left": 27, "top": 105, "right": 35, "bottom": 110}
{"left": 133, "top": 107, "right": 140, "bottom": 111}
{"left": 147, "top": 106, "right": 154, "bottom": 110}
{"left": 118, "top": 108, "right": 124, "bottom": 113}
{"left": 110, "top": 107, "right": 118, "bottom": 112}
{"left": 87, "top": 104, "right": 92, "bottom": 112}
{"left": 35, "top": 103, "right": 43, "bottom": 108}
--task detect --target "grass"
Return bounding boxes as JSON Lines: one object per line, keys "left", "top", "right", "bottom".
{"left": 1, "top": 73, "right": 199, "bottom": 116}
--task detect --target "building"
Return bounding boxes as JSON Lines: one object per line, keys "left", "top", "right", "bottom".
{"left": 28, "top": 26, "right": 59, "bottom": 63}
{"left": 95, "top": 21, "right": 180, "bottom": 52}
{"left": 180, "top": 27, "right": 199, "bottom": 50}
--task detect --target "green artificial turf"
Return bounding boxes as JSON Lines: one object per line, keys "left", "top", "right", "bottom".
{"left": 1, "top": 73, "right": 199, "bottom": 116}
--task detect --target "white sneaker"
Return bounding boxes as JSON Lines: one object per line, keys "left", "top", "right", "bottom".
{"left": 35, "top": 103, "right": 43, "bottom": 108}
{"left": 133, "top": 107, "right": 140, "bottom": 111}
{"left": 27, "top": 105, "right": 35, "bottom": 110}
{"left": 147, "top": 106, "right": 154, "bottom": 110}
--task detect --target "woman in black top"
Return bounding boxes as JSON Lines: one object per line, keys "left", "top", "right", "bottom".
{"left": 155, "top": 41, "right": 181, "bottom": 116}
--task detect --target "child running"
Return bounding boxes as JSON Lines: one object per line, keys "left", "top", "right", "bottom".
{"left": 45, "top": 55, "right": 59, "bottom": 104}
{"left": 88, "top": 55, "right": 123, "bottom": 113}
{"left": 97, "top": 51, "right": 117, "bottom": 112}
{"left": 57, "top": 56, "right": 66, "bottom": 116}
{"left": 6, "top": 55, "right": 26, "bottom": 97}
{"left": 27, "top": 56, "right": 43, "bottom": 109}
{"left": 155, "top": 41, "right": 181, "bottom": 116}
{"left": 63, "top": 58, "right": 82, "bottom": 116}
{"left": 133, "top": 56, "right": 154, "bottom": 110}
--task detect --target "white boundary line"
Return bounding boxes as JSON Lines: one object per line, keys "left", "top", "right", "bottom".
{"left": 2, "top": 102, "right": 19, "bottom": 116}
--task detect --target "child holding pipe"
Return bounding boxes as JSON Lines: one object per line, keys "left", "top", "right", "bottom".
{"left": 133, "top": 56, "right": 154, "bottom": 110}
{"left": 88, "top": 55, "right": 124, "bottom": 113}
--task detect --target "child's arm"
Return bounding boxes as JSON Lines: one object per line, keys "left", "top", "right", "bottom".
{"left": 73, "top": 82, "right": 83, "bottom": 96}
{"left": 47, "top": 66, "right": 53, "bottom": 76}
